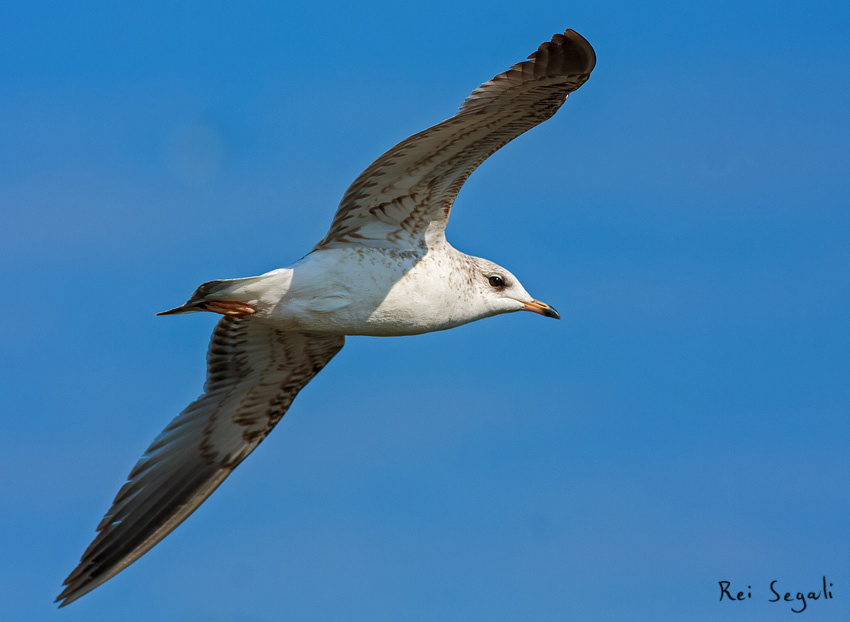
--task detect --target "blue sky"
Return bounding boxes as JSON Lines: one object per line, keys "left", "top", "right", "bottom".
{"left": 2, "top": 1, "right": 849, "bottom": 620}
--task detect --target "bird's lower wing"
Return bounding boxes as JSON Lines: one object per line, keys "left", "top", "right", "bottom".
{"left": 56, "top": 317, "right": 344, "bottom": 607}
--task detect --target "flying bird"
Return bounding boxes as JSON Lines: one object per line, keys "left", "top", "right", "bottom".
{"left": 57, "top": 28, "right": 596, "bottom": 606}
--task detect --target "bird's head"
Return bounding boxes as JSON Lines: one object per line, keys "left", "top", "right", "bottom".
{"left": 468, "top": 257, "right": 560, "bottom": 320}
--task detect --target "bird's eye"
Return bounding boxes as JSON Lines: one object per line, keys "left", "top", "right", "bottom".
{"left": 488, "top": 275, "right": 505, "bottom": 288}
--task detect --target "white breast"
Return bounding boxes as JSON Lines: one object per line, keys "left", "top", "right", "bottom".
{"left": 269, "top": 246, "right": 487, "bottom": 336}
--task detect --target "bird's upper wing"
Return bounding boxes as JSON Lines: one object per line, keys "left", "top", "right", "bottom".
{"left": 57, "top": 317, "right": 344, "bottom": 607}
{"left": 315, "top": 29, "right": 596, "bottom": 251}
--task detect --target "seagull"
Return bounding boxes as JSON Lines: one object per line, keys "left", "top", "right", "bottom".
{"left": 57, "top": 28, "right": 596, "bottom": 606}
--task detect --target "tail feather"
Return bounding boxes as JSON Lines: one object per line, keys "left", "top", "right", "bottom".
{"left": 157, "top": 274, "right": 279, "bottom": 317}
{"left": 156, "top": 303, "right": 201, "bottom": 316}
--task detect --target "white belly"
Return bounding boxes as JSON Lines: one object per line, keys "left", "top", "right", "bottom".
{"left": 269, "top": 246, "right": 486, "bottom": 336}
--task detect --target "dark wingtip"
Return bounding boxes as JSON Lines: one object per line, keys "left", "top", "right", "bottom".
{"left": 55, "top": 572, "right": 97, "bottom": 608}
{"left": 561, "top": 29, "right": 597, "bottom": 75}
{"left": 54, "top": 588, "right": 77, "bottom": 608}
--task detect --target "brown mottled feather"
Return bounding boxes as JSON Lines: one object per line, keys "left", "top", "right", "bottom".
{"left": 56, "top": 318, "right": 344, "bottom": 607}
{"left": 315, "top": 29, "right": 595, "bottom": 251}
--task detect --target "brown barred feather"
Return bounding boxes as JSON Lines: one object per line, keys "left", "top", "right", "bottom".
{"left": 316, "top": 29, "right": 595, "bottom": 250}
{"left": 56, "top": 318, "right": 343, "bottom": 606}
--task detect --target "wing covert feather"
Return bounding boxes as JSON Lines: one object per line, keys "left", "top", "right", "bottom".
{"left": 316, "top": 29, "right": 595, "bottom": 250}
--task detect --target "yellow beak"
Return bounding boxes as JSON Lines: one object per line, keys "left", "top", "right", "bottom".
{"left": 522, "top": 299, "right": 560, "bottom": 319}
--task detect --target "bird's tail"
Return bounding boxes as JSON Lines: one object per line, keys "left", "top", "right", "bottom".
{"left": 157, "top": 273, "right": 280, "bottom": 317}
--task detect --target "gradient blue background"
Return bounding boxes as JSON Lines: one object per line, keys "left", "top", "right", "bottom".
{"left": 3, "top": 1, "right": 849, "bottom": 620}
